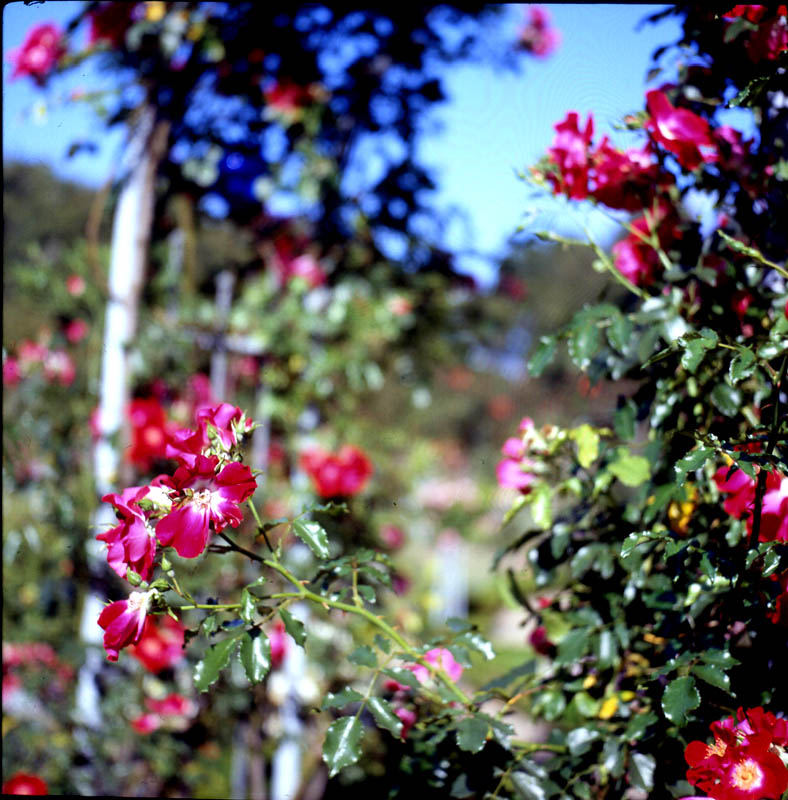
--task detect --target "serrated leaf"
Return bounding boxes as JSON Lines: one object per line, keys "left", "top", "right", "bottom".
{"left": 628, "top": 752, "right": 655, "bottom": 791}
{"left": 614, "top": 402, "right": 636, "bottom": 441}
{"left": 239, "top": 630, "right": 271, "bottom": 683}
{"left": 556, "top": 629, "right": 590, "bottom": 665}
{"left": 322, "top": 716, "right": 363, "bottom": 777}
{"left": 292, "top": 519, "right": 330, "bottom": 559}
{"left": 680, "top": 338, "right": 709, "bottom": 373}
{"left": 692, "top": 664, "right": 731, "bottom": 692}
{"left": 674, "top": 446, "right": 713, "bottom": 483}
{"left": 279, "top": 607, "right": 306, "bottom": 647}
{"left": 368, "top": 697, "right": 403, "bottom": 738}
{"left": 239, "top": 589, "right": 256, "bottom": 623}
{"left": 729, "top": 347, "right": 756, "bottom": 384}
{"left": 568, "top": 318, "right": 601, "bottom": 371}
{"left": 710, "top": 382, "right": 741, "bottom": 417}
{"left": 456, "top": 631, "right": 495, "bottom": 661}
{"left": 455, "top": 716, "right": 488, "bottom": 753}
{"left": 661, "top": 676, "right": 700, "bottom": 726}
{"left": 194, "top": 634, "right": 242, "bottom": 692}
{"left": 382, "top": 667, "right": 421, "bottom": 689}
{"left": 607, "top": 313, "right": 633, "bottom": 354}
{"left": 322, "top": 687, "right": 364, "bottom": 709}
{"left": 373, "top": 634, "right": 390, "bottom": 653}
{"left": 528, "top": 336, "right": 557, "bottom": 377}
{"left": 349, "top": 645, "right": 377, "bottom": 668}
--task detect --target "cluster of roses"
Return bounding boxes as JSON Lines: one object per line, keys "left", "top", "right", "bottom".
{"left": 383, "top": 647, "right": 465, "bottom": 739}
{"left": 515, "top": 5, "right": 560, "bottom": 59}
{"left": 723, "top": 5, "right": 788, "bottom": 62}
{"left": 683, "top": 707, "right": 788, "bottom": 800}
{"left": 3, "top": 339, "right": 77, "bottom": 388}
{"left": 2, "top": 641, "right": 73, "bottom": 702}
{"left": 97, "top": 402, "right": 257, "bottom": 661}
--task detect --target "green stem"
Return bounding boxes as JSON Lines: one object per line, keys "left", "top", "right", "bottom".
{"left": 247, "top": 499, "right": 274, "bottom": 553}
{"left": 264, "top": 558, "right": 473, "bottom": 708}
{"left": 179, "top": 603, "right": 241, "bottom": 611}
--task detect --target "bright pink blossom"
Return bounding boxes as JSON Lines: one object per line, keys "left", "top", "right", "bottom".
{"left": 269, "top": 620, "right": 289, "bottom": 669}
{"left": 380, "top": 524, "right": 406, "bottom": 550}
{"left": 300, "top": 445, "right": 373, "bottom": 498}
{"left": 97, "top": 485, "right": 160, "bottom": 581}
{"left": 611, "top": 204, "right": 680, "bottom": 287}
{"left": 516, "top": 5, "right": 561, "bottom": 58}
{"left": 9, "top": 23, "right": 65, "bottom": 84}
{"left": 590, "top": 138, "right": 659, "bottom": 211}
{"left": 395, "top": 706, "right": 418, "bottom": 739}
{"left": 18, "top": 340, "right": 48, "bottom": 368}
{"left": 529, "top": 625, "right": 556, "bottom": 657}
{"left": 64, "top": 318, "right": 89, "bottom": 343}
{"left": 715, "top": 465, "right": 788, "bottom": 543}
{"left": 128, "top": 615, "right": 185, "bottom": 673}
{"left": 98, "top": 591, "right": 155, "bottom": 661}
{"left": 3, "top": 357, "right": 21, "bottom": 386}
{"left": 2, "top": 773, "right": 49, "bottom": 795}
{"left": 496, "top": 436, "right": 536, "bottom": 493}
{"left": 406, "top": 648, "right": 464, "bottom": 684}
{"left": 546, "top": 112, "right": 595, "bottom": 200}
{"left": 645, "top": 90, "right": 718, "bottom": 170}
{"left": 156, "top": 456, "right": 257, "bottom": 558}
{"left": 166, "top": 402, "right": 250, "bottom": 467}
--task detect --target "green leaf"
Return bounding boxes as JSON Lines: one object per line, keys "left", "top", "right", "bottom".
{"left": 279, "top": 607, "right": 306, "bottom": 647}
{"left": 674, "top": 446, "right": 713, "bottom": 484}
{"left": 239, "top": 630, "right": 271, "bottom": 683}
{"left": 729, "top": 347, "right": 756, "bottom": 384}
{"left": 528, "top": 336, "right": 557, "bottom": 377}
{"left": 322, "top": 687, "right": 364, "bottom": 710}
{"left": 710, "top": 383, "right": 741, "bottom": 417}
{"left": 607, "top": 313, "right": 633, "bottom": 355}
{"left": 322, "top": 716, "right": 363, "bottom": 777}
{"left": 556, "top": 629, "right": 590, "bottom": 665}
{"left": 608, "top": 450, "right": 650, "bottom": 487}
{"left": 194, "top": 634, "right": 242, "bottom": 692}
{"left": 292, "top": 519, "right": 330, "bottom": 559}
{"left": 614, "top": 402, "right": 636, "bottom": 441}
{"left": 511, "top": 771, "right": 547, "bottom": 800}
{"left": 568, "top": 318, "right": 601, "bottom": 371}
{"left": 628, "top": 752, "right": 655, "bottom": 791}
{"left": 661, "top": 676, "right": 700, "bottom": 726}
{"left": 570, "top": 424, "right": 600, "bottom": 468}
{"left": 348, "top": 645, "right": 377, "bottom": 668}
{"left": 567, "top": 727, "right": 599, "bottom": 756}
{"left": 456, "top": 631, "right": 495, "bottom": 661}
{"left": 373, "top": 634, "right": 391, "bottom": 654}
{"left": 455, "top": 716, "right": 489, "bottom": 753}
{"left": 239, "top": 589, "right": 256, "bottom": 624}
{"left": 692, "top": 664, "right": 731, "bottom": 692}
{"left": 680, "top": 338, "right": 709, "bottom": 373}
{"left": 531, "top": 484, "right": 553, "bottom": 529}
{"left": 368, "top": 697, "right": 403, "bottom": 738}
{"left": 382, "top": 667, "right": 421, "bottom": 689}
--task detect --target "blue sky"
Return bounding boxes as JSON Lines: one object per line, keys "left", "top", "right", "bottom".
{"left": 3, "top": 3, "right": 683, "bottom": 284}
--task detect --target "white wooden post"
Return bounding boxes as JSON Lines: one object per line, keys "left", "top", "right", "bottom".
{"left": 431, "top": 529, "right": 468, "bottom": 624}
{"left": 75, "top": 106, "right": 168, "bottom": 729}
{"left": 210, "top": 270, "right": 236, "bottom": 400}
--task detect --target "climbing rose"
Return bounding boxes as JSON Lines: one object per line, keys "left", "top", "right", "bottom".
{"left": 156, "top": 455, "right": 257, "bottom": 558}
{"left": 66, "top": 274, "right": 86, "bottom": 296}
{"left": 685, "top": 707, "right": 788, "bottom": 799}
{"left": 545, "top": 112, "right": 594, "bottom": 200}
{"left": 407, "top": 648, "right": 464, "bottom": 684}
{"left": 128, "top": 615, "right": 185, "bottom": 673}
{"left": 1, "top": 773, "right": 49, "bottom": 795}
{"left": 714, "top": 465, "right": 788, "bottom": 543}
{"left": 3, "top": 357, "right": 21, "bottom": 386}
{"left": 269, "top": 620, "right": 289, "bottom": 669}
{"left": 132, "top": 693, "right": 197, "bottom": 733}
{"left": 300, "top": 445, "right": 373, "bottom": 498}
{"left": 98, "top": 591, "right": 156, "bottom": 661}
{"left": 395, "top": 706, "right": 418, "bottom": 739}
{"left": 97, "top": 485, "right": 160, "bottom": 581}
{"left": 166, "top": 402, "right": 251, "bottom": 467}
{"left": 611, "top": 203, "right": 680, "bottom": 287}
{"left": 590, "top": 138, "right": 659, "bottom": 211}
{"left": 9, "top": 23, "right": 65, "bottom": 84}
{"left": 516, "top": 5, "right": 561, "bottom": 57}
{"left": 645, "top": 90, "right": 717, "bottom": 170}
{"left": 64, "top": 318, "right": 89, "bottom": 344}
{"left": 42, "top": 350, "right": 76, "bottom": 386}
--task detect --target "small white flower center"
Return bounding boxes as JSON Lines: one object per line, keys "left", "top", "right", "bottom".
{"left": 127, "top": 591, "right": 149, "bottom": 614}
{"left": 731, "top": 758, "right": 764, "bottom": 790}
{"left": 190, "top": 488, "right": 220, "bottom": 513}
